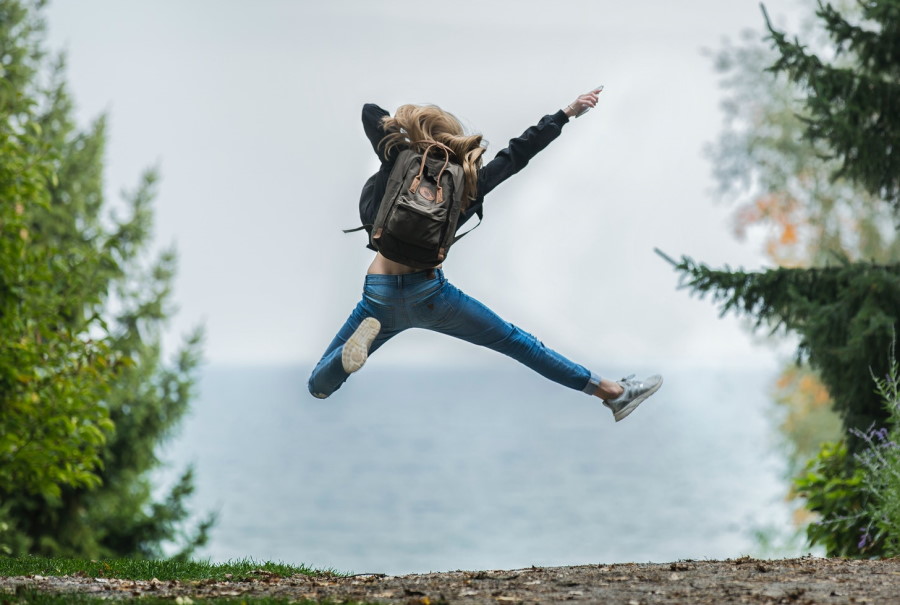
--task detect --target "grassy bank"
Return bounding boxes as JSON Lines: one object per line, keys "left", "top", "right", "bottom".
{"left": 0, "top": 592, "right": 328, "bottom": 604}
{"left": 0, "top": 556, "right": 355, "bottom": 604}
{"left": 0, "top": 555, "right": 329, "bottom": 581}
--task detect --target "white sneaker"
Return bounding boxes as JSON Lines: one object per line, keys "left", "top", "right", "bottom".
{"left": 603, "top": 374, "right": 663, "bottom": 422}
{"left": 341, "top": 317, "right": 381, "bottom": 374}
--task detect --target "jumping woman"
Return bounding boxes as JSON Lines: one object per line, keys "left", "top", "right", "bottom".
{"left": 308, "top": 88, "right": 663, "bottom": 421}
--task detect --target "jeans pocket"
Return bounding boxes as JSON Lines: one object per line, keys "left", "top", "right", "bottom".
{"left": 362, "top": 289, "right": 396, "bottom": 330}
{"left": 411, "top": 283, "right": 456, "bottom": 326}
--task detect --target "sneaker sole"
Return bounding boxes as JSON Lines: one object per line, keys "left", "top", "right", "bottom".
{"left": 614, "top": 376, "right": 663, "bottom": 422}
{"left": 341, "top": 317, "right": 381, "bottom": 374}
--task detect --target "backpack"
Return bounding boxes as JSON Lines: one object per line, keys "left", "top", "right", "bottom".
{"left": 353, "top": 141, "right": 475, "bottom": 269}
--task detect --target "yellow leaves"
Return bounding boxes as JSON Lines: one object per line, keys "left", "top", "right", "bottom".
{"left": 780, "top": 223, "right": 798, "bottom": 245}
{"left": 792, "top": 506, "right": 817, "bottom": 527}
{"left": 733, "top": 191, "right": 805, "bottom": 265}
{"left": 777, "top": 367, "right": 831, "bottom": 409}
{"left": 774, "top": 364, "right": 843, "bottom": 470}
{"left": 780, "top": 371, "right": 830, "bottom": 423}
{"left": 799, "top": 374, "right": 831, "bottom": 407}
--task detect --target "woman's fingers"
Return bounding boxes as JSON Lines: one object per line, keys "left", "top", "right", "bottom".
{"left": 566, "top": 90, "right": 601, "bottom": 117}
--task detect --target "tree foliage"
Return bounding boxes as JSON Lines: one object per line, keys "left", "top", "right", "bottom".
{"left": 707, "top": 2, "right": 900, "bottom": 477}
{"left": 773, "top": 364, "right": 842, "bottom": 475}
{"left": 687, "top": 0, "right": 900, "bottom": 557}
{"left": 763, "top": 0, "right": 900, "bottom": 212}
{"left": 857, "top": 348, "right": 900, "bottom": 556}
{"left": 794, "top": 346, "right": 900, "bottom": 558}
{"left": 0, "top": 0, "right": 210, "bottom": 557}
{"left": 793, "top": 440, "right": 871, "bottom": 556}
{"left": 708, "top": 15, "right": 899, "bottom": 267}
{"left": 0, "top": 0, "right": 115, "bottom": 508}
{"left": 661, "top": 253, "right": 900, "bottom": 441}
{"left": 687, "top": 0, "right": 900, "bottom": 441}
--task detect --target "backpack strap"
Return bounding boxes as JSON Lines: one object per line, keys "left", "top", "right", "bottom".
{"left": 369, "top": 148, "right": 416, "bottom": 243}
{"left": 342, "top": 225, "right": 370, "bottom": 234}
{"left": 452, "top": 214, "right": 481, "bottom": 243}
{"left": 410, "top": 141, "right": 453, "bottom": 204}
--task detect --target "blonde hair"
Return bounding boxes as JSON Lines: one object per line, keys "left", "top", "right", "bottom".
{"left": 380, "top": 104, "right": 486, "bottom": 206}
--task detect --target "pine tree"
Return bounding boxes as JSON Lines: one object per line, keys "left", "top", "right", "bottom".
{"left": 1, "top": 0, "right": 115, "bottom": 553}
{"left": 762, "top": 0, "right": 900, "bottom": 212}
{"left": 708, "top": 10, "right": 899, "bottom": 268}
{"left": 666, "top": 0, "right": 900, "bottom": 556}
{"left": 0, "top": 0, "right": 211, "bottom": 557}
{"left": 668, "top": 0, "right": 899, "bottom": 441}
{"left": 660, "top": 252, "right": 900, "bottom": 439}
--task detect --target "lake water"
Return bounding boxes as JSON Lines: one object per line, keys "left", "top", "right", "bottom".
{"left": 157, "top": 362, "right": 795, "bottom": 575}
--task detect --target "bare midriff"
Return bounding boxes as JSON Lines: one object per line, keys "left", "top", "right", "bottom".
{"left": 367, "top": 252, "right": 441, "bottom": 275}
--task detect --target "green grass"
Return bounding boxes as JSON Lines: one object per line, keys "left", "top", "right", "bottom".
{"left": 0, "top": 556, "right": 373, "bottom": 604}
{"left": 0, "top": 555, "right": 336, "bottom": 581}
{"left": 1, "top": 589, "right": 332, "bottom": 604}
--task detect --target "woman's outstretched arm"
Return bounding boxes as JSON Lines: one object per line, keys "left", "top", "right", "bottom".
{"left": 475, "top": 87, "right": 604, "bottom": 201}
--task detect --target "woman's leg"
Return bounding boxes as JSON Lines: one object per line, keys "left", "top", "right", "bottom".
{"left": 307, "top": 298, "right": 398, "bottom": 399}
{"left": 416, "top": 275, "right": 663, "bottom": 419}
{"left": 418, "top": 279, "right": 601, "bottom": 394}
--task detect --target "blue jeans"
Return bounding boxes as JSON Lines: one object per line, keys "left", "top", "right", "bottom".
{"left": 307, "top": 269, "right": 601, "bottom": 398}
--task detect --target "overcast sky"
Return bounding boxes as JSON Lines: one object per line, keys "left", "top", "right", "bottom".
{"left": 43, "top": 0, "right": 805, "bottom": 371}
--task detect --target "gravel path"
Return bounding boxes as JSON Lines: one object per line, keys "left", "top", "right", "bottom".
{"left": 4, "top": 556, "right": 900, "bottom": 604}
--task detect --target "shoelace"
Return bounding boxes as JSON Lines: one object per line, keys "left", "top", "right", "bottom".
{"left": 619, "top": 374, "right": 635, "bottom": 383}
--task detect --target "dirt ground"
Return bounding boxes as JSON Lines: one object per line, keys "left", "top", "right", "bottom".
{"left": 3, "top": 556, "right": 900, "bottom": 604}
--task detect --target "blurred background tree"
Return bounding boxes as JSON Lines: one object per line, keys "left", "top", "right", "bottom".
{"left": 667, "top": 0, "right": 899, "bottom": 556}
{"left": 0, "top": 0, "right": 211, "bottom": 557}
{"left": 707, "top": 0, "right": 899, "bottom": 477}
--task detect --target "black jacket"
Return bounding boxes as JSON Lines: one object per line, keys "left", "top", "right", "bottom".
{"left": 358, "top": 103, "right": 570, "bottom": 249}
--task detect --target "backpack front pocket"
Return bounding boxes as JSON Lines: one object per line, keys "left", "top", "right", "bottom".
{"left": 386, "top": 196, "right": 448, "bottom": 247}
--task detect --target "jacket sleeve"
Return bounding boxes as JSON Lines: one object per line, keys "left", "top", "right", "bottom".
{"left": 477, "top": 109, "right": 570, "bottom": 199}
{"left": 457, "top": 109, "right": 570, "bottom": 228}
{"left": 362, "top": 103, "right": 392, "bottom": 162}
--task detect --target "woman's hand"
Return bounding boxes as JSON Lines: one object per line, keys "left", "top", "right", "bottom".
{"left": 564, "top": 87, "right": 603, "bottom": 118}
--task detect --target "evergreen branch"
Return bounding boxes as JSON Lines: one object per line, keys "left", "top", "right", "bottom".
{"left": 760, "top": 0, "right": 900, "bottom": 210}
{"left": 664, "top": 253, "right": 900, "bottom": 440}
